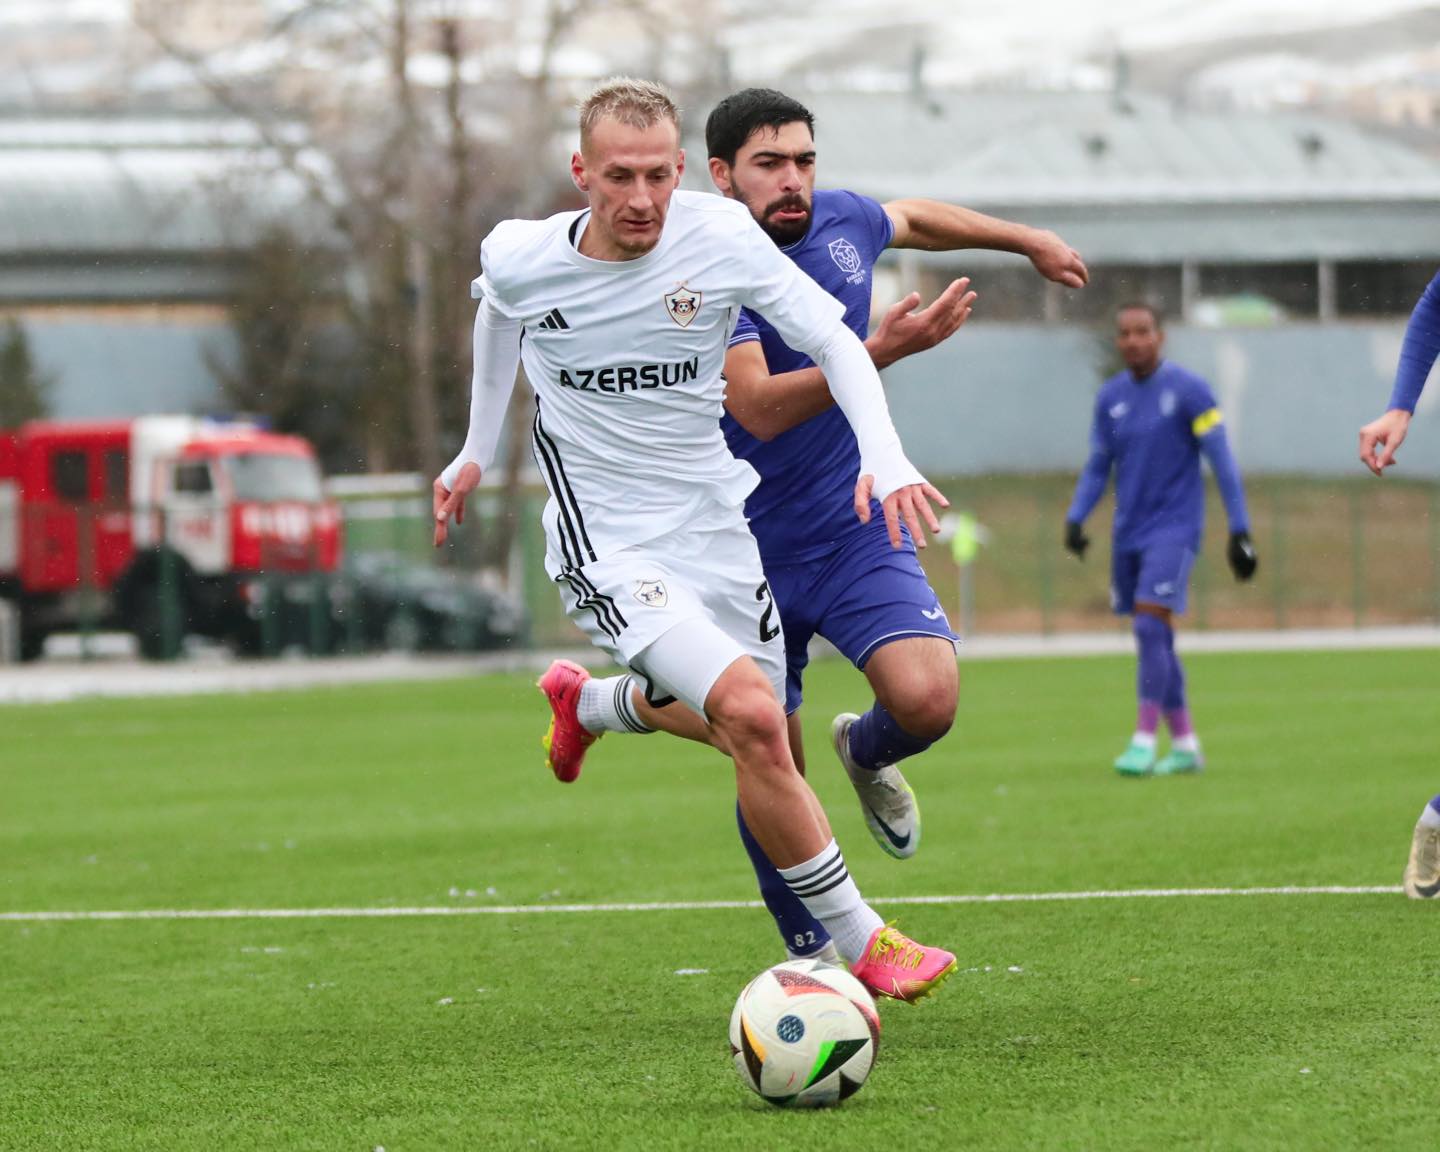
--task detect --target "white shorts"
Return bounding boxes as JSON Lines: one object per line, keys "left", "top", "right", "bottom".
{"left": 554, "top": 507, "right": 786, "bottom": 717}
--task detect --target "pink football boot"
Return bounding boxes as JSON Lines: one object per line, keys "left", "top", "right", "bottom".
{"left": 849, "top": 924, "right": 958, "bottom": 1004}
{"left": 537, "top": 659, "right": 598, "bottom": 783}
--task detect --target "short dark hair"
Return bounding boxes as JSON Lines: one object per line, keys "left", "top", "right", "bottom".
{"left": 1116, "top": 301, "right": 1164, "bottom": 329}
{"left": 705, "top": 88, "right": 815, "bottom": 166}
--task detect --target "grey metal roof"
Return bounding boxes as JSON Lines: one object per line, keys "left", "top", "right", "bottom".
{"left": 795, "top": 88, "right": 1440, "bottom": 206}
{"left": 686, "top": 87, "right": 1440, "bottom": 263}
{"left": 0, "top": 115, "right": 331, "bottom": 255}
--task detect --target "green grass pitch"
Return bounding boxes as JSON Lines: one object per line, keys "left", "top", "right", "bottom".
{"left": 2, "top": 648, "right": 1439, "bottom": 1150}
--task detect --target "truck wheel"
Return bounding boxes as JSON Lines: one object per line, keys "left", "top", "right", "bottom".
{"left": 17, "top": 623, "right": 46, "bottom": 662}
{"left": 228, "top": 620, "right": 265, "bottom": 659}
{"left": 132, "top": 592, "right": 184, "bottom": 661}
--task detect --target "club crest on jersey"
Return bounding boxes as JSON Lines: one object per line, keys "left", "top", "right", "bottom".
{"left": 1160, "top": 390, "right": 1177, "bottom": 417}
{"left": 634, "top": 579, "right": 668, "bottom": 608}
{"left": 827, "top": 238, "right": 865, "bottom": 284}
{"left": 664, "top": 286, "right": 702, "bottom": 328}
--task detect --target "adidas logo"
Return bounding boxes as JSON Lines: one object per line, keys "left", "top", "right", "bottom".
{"left": 538, "top": 308, "right": 570, "bottom": 332}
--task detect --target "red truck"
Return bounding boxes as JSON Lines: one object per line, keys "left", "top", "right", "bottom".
{"left": 0, "top": 416, "right": 341, "bottom": 659}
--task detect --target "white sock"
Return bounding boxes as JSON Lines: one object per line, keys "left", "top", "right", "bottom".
{"left": 787, "top": 940, "right": 843, "bottom": 965}
{"left": 1171, "top": 733, "right": 1200, "bottom": 754}
{"left": 1131, "top": 731, "right": 1157, "bottom": 750}
{"left": 577, "top": 674, "right": 653, "bottom": 735}
{"left": 778, "top": 840, "right": 883, "bottom": 965}
{"left": 1419, "top": 803, "right": 1440, "bottom": 830}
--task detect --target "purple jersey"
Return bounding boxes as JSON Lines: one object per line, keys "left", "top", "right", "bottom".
{"left": 723, "top": 188, "right": 895, "bottom": 563}
{"left": 1068, "top": 361, "right": 1247, "bottom": 552}
{"left": 1389, "top": 269, "right": 1440, "bottom": 413}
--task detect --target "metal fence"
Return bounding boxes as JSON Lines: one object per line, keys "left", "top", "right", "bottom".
{"left": 439, "top": 473, "right": 1440, "bottom": 648}
{"left": 6, "top": 474, "right": 1435, "bottom": 661}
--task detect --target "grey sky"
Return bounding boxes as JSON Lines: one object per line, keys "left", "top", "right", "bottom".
{"left": 5, "top": 0, "right": 1435, "bottom": 47}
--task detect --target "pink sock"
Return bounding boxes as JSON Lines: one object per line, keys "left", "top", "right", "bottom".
{"left": 1165, "top": 708, "right": 1194, "bottom": 738}
{"left": 1137, "top": 701, "right": 1161, "bottom": 736}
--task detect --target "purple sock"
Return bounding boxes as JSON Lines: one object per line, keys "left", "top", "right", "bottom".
{"left": 736, "top": 801, "right": 831, "bottom": 957}
{"left": 1430, "top": 795, "right": 1440, "bottom": 816}
{"left": 846, "top": 700, "right": 941, "bottom": 772}
{"left": 1161, "top": 627, "right": 1191, "bottom": 735}
{"left": 1133, "top": 614, "right": 1171, "bottom": 736}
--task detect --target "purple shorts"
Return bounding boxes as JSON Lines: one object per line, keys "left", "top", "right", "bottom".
{"left": 1111, "top": 541, "right": 1197, "bottom": 616}
{"left": 765, "top": 516, "right": 959, "bottom": 714}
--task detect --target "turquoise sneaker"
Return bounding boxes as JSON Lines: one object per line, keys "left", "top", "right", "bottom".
{"left": 1113, "top": 741, "right": 1156, "bottom": 776}
{"left": 1154, "top": 749, "right": 1204, "bottom": 776}
{"left": 1404, "top": 820, "right": 1440, "bottom": 899}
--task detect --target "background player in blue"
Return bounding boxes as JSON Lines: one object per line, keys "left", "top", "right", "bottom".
{"left": 542, "top": 87, "right": 1088, "bottom": 964}
{"left": 1065, "top": 303, "right": 1257, "bottom": 777}
{"left": 1358, "top": 268, "right": 1440, "bottom": 899}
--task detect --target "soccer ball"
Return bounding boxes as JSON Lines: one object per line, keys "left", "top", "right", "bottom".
{"left": 729, "top": 958, "right": 881, "bottom": 1108}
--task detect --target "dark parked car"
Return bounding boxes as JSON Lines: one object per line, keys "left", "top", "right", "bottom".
{"left": 329, "top": 552, "right": 527, "bottom": 653}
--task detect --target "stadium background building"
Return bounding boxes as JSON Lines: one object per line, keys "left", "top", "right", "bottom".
{"left": 1, "top": 88, "right": 1438, "bottom": 477}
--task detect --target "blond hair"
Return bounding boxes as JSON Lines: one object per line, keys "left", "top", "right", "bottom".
{"left": 578, "top": 77, "right": 681, "bottom": 154}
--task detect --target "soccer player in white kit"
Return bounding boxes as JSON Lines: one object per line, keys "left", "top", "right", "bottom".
{"left": 431, "top": 78, "right": 958, "bottom": 1002}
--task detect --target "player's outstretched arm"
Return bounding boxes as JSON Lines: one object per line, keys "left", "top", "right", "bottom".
{"left": 1360, "top": 270, "right": 1439, "bottom": 476}
{"left": 433, "top": 298, "right": 523, "bottom": 546}
{"left": 867, "top": 278, "right": 976, "bottom": 369}
{"left": 1359, "top": 409, "right": 1412, "bottom": 477}
{"left": 723, "top": 279, "right": 976, "bottom": 442}
{"left": 883, "top": 199, "right": 1088, "bottom": 289}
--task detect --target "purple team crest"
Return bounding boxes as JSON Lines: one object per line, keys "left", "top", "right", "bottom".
{"left": 663, "top": 286, "right": 702, "bottom": 328}
{"left": 827, "top": 238, "right": 862, "bottom": 276}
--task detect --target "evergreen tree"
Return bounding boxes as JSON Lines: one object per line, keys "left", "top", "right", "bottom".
{"left": 0, "top": 318, "right": 53, "bottom": 427}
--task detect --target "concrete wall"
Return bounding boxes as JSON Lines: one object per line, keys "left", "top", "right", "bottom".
{"left": 885, "top": 320, "right": 1440, "bottom": 477}
{"left": 12, "top": 310, "right": 1439, "bottom": 481}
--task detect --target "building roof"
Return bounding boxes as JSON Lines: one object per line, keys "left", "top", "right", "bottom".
{"left": 702, "top": 88, "right": 1440, "bottom": 263}
{"left": 0, "top": 115, "right": 332, "bottom": 258}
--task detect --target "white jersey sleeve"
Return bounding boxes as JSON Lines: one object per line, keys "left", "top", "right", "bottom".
{"left": 437, "top": 224, "right": 531, "bottom": 489}
{"left": 438, "top": 295, "right": 523, "bottom": 490}
{"left": 735, "top": 218, "right": 924, "bottom": 500}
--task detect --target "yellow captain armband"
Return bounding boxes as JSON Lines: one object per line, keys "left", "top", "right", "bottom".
{"left": 1191, "top": 407, "right": 1224, "bottom": 437}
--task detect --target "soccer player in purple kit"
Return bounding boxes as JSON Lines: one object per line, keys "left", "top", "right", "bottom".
{"left": 1065, "top": 302, "right": 1257, "bottom": 777}
{"left": 1358, "top": 268, "right": 1440, "bottom": 899}
{"left": 540, "top": 87, "right": 1089, "bottom": 967}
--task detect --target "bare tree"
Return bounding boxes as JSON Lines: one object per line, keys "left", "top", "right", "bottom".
{"left": 133, "top": 0, "right": 801, "bottom": 582}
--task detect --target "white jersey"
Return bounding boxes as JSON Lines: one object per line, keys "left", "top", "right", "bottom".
{"left": 475, "top": 190, "right": 846, "bottom": 577}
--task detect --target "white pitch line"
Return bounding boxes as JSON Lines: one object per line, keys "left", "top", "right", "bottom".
{"left": 0, "top": 885, "right": 1403, "bottom": 923}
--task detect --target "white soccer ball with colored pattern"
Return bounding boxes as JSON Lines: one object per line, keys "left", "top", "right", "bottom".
{"left": 728, "top": 958, "right": 880, "bottom": 1107}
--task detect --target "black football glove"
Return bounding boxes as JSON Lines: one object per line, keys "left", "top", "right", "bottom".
{"left": 1227, "top": 531, "right": 1258, "bottom": 581}
{"left": 1064, "top": 520, "right": 1089, "bottom": 559}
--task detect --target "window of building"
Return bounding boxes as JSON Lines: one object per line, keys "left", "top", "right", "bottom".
{"left": 1336, "top": 260, "right": 1439, "bottom": 317}
{"left": 1056, "top": 265, "right": 1184, "bottom": 325}
{"left": 1196, "top": 262, "right": 1318, "bottom": 318}
{"left": 952, "top": 265, "right": 1050, "bottom": 322}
